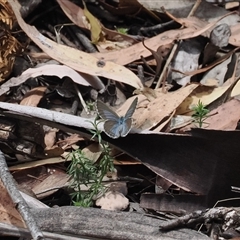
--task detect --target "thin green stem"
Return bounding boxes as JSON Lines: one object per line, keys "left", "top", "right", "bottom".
{"left": 67, "top": 117, "right": 114, "bottom": 207}
{"left": 191, "top": 100, "right": 210, "bottom": 128}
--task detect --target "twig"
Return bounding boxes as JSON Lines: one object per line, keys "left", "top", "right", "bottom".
{"left": 188, "top": 0, "right": 202, "bottom": 17}
{"left": 159, "top": 207, "right": 240, "bottom": 232}
{"left": 0, "top": 102, "right": 95, "bottom": 130}
{"left": 155, "top": 43, "right": 178, "bottom": 89}
{"left": 159, "top": 210, "right": 204, "bottom": 231}
{"left": 73, "top": 83, "right": 90, "bottom": 114}
{"left": 140, "top": 20, "right": 175, "bottom": 35}
{"left": 0, "top": 150, "right": 45, "bottom": 240}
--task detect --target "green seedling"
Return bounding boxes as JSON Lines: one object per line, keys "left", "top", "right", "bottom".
{"left": 86, "top": 100, "right": 95, "bottom": 112}
{"left": 191, "top": 100, "right": 210, "bottom": 128}
{"left": 116, "top": 27, "right": 128, "bottom": 35}
{"left": 67, "top": 118, "right": 114, "bottom": 207}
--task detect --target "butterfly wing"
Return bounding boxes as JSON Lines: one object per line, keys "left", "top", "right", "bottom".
{"left": 104, "top": 118, "right": 132, "bottom": 138}
{"left": 120, "top": 98, "right": 137, "bottom": 137}
{"left": 104, "top": 120, "right": 122, "bottom": 139}
{"left": 97, "top": 99, "right": 136, "bottom": 138}
{"left": 124, "top": 98, "right": 138, "bottom": 119}
{"left": 120, "top": 118, "right": 132, "bottom": 137}
{"left": 96, "top": 100, "right": 119, "bottom": 121}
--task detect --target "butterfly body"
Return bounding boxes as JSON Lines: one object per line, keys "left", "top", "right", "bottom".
{"left": 118, "top": 117, "right": 125, "bottom": 125}
{"left": 96, "top": 98, "right": 138, "bottom": 139}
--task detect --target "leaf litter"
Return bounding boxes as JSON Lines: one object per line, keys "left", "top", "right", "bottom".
{"left": 1, "top": 0, "right": 240, "bottom": 239}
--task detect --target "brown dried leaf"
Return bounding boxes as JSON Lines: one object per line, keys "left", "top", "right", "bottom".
{"left": 181, "top": 99, "right": 240, "bottom": 131}
{"left": 9, "top": 157, "right": 68, "bottom": 171}
{"left": 174, "top": 47, "right": 240, "bottom": 77}
{"left": 133, "top": 84, "right": 198, "bottom": 130}
{"left": 44, "top": 146, "right": 64, "bottom": 158}
{"left": 0, "top": 179, "right": 25, "bottom": 228}
{"left": 57, "top": 134, "right": 85, "bottom": 150}
{"left": 9, "top": 0, "right": 143, "bottom": 90}
{"left": 0, "top": 65, "right": 92, "bottom": 97}
{"left": 177, "top": 55, "right": 238, "bottom": 116}
{"left": 165, "top": 10, "right": 235, "bottom": 34}
{"left": 44, "top": 128, "right": 58, "bottom": 150}
{"left": 32, "top": 170, "right": 69, "bottom": 199}
{"left": 92, "top": 13, "right": 232, "bottom": 65}
{"left": 56, "top": 0, "right": 137, "bottom": 47}
{"left": 207, "top": 99, "right": 240, "bottom": 130}
{"left": 231, "top": 79, "right": 240, "bottom": 97}
{"left": 82, "top": 143, "right": 102, "bottom": 164}
{"left": 230, "top": 23, "right": 240, "bottom": 46}
{"left": 20, "top": 86, "right": 47, "bottom": 106}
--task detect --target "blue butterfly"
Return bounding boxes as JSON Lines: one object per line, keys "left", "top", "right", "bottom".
{"left": 96, "top": 98, "right": 138, "bottom": 139}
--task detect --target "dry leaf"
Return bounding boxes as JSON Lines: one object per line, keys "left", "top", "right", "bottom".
{"left": 203, "top": 99, "right": 240, "bottom": 130}
{"left": 177, "top": 55, "right": 238, "bottom": 116}
{"left": 20, "top": 86, "right": 47, "bottom": 106}
{"left": 82, "top": 1, "right": 103, "bottom": 43}
{"left": 200, "top": 78, "right": 219, "bottom": 87}
{"left": 225, "top": 2, "right": 239, "bottom": 10}
{"left": 154, "top": 109, "right": 176, "bottom": 132}
{"left": 97, "top": 40, "right": 132, "bottom": 52}
{"left": 92, "top": 13, "right": 232, "bottom": 65}
{"left": 82, "top": 143, "right": 102, "bottom": 163}
{"left": 133, "top": 84, "right": 198, "bottom": 130}
{"left": 176, "top": 85, "right": 232, "bottom": 115}
{"left": 175, "top": 47, "right": 239, "bottom": 77}
{"left": 64, "top": 143, "right": 102, "bottom": 163}
{"left": 56, "top": 0, "right": 137, "bottom": 50}
{"left": 9, "top": 157, "right": 67, "bottom": 171}
{"left": 0, "top": 180, "right": 25, "bottom": 228}
{"left": 32, "top": 170, "right": 69, "bottom": 199}
{"left": 180, "top": 99, "right": 240, "bottom": 131}
{"left": 170, "top": 115, "right": 192, "bottom": 131}
{"left": 0, "top": 64, "right": 91, "bottom": 96}
{"left": 56, "top": 0, "right": 86, "bottom": 29}
{"left": 231, "top": 79, "right": 240, "bottom": 97}
{"left": 45, "top": 146, "right": 64, "bottom": 158}
{"left": 9, "top": 0, "right": 143, "bottom": 90}
{"left": 229, "top": 23, "right": 240, "bottom": 46}
{"left": 114, "top": 154, "right": 141, "bottom": 165}
{"left": 165, "top": 10, "right": 234, "bottom": 35}
{"left": 57, "top": 134, "right": 85, "bottom": 150}
{"left": 44, "top": 128, "right": 58, "bottom": 150}
{"left": 200, "top": 56, "right": 232, "bottom": 86}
